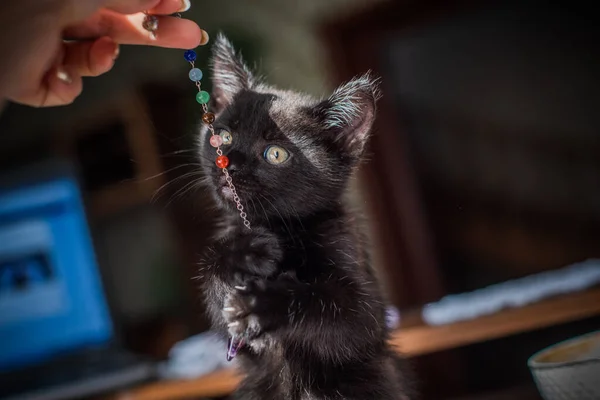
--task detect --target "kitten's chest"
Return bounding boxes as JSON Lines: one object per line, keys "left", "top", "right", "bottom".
{"left": 281, "top": 234, "right": 360, "bottom": 279}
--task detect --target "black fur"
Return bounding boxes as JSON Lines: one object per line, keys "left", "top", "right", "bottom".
{"left": 195, "top": 34, "right": 414, "bottom": 400}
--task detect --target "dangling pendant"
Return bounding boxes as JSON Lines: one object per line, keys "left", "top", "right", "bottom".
{"left": 142, "top": 13, "right": 159, "bottom": 38}
{"left": 227, "top": 336, "right": 244, "bottom": 361}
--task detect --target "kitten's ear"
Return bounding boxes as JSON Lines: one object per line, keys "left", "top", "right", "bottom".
{"left": 210, "top": 33, "right": 255, "bottom": 112}
{"left": 314, "top": 73, "right": 381, "bottom": 158}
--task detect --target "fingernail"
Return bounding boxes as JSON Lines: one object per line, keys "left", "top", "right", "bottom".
{"left": 56, "top": 68, "right": 72, "bottom": 84}
{"left": 200, "top": 30, "right": 209, "bottom": 46}
{"left": 98, "top": 38, "right": 120, "bottom": 61}
{"left": 179, "top": 0, "right": 191, "bottom": 12}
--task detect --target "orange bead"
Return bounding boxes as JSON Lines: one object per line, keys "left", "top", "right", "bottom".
{"left": 216, "top": 155, "right": 229, "bottom": 169}
{"left": 202, "top": 112, "right": 215, "bottom": 124}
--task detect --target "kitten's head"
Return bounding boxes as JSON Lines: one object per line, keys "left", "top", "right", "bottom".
{"left": 199, "top": 34, "right": 380, "bottom": 220}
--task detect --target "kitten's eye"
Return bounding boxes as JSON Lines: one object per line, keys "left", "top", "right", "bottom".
{"left": 263, "top": 145, "right": 290, "bottom": 165}
{"left": 219, "top": 130, "right": 233, "bottom": 145}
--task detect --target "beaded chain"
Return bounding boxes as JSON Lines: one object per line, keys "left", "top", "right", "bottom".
{"left": 183, "top": 49, "right": 251, "bottom": 230}
{"left": 142, "top": 12, "right": 250, "bottom": 231}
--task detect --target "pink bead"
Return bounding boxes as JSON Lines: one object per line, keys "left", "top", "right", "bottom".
{"left": 210, "top": 135, "right": 223, "bottom": 148}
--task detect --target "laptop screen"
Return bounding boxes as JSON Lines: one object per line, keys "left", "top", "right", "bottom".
{"left": 0, "top": 167, "right": 113, "bottom": 372}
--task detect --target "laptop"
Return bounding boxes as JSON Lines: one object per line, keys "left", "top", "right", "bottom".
{"left": 0, "top": 160, "right": 157, "bottom": 400}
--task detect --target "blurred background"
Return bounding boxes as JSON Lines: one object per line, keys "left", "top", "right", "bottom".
{"left": 1, "top": 1, "right": 599, "bottom": 399}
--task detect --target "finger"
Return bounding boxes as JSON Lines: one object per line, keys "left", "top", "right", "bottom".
{"left": 150, "top": 0, "right": 191, "bottom": 14}
{"left": 102, "top": 0, "right": 160, "bottom": 14}
{"left": 63, "top": 37, "right": 119, "bottom": 77}
{"left": 103, "top": 0, "right": 190, "bottom": 15}
{"left": 42, "top": 66, "right": 84, "bottom": 107}
{"left": 63, "top": 10, "right": 205, "bottom": 49}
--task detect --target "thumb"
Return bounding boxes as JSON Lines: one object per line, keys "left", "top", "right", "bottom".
{"left": 43, "top": 65, "right": 84, "bottom": 107}
{"left": 8, "top": 42, "right": 84, "bottom": 108}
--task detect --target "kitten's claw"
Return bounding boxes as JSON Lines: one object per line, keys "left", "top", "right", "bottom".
{"left": 234, "top": 285, "right": 247, "bottom": 291}
{"left": 227, "top": 336, "right": 244, "bottom": 361}
{"left": 222, "top": 285, "right": 263, "bottom": 339}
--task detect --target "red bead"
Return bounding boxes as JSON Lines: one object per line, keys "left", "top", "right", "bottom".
{"left": 216, "top": 155, "right": 229, "bottom": 169}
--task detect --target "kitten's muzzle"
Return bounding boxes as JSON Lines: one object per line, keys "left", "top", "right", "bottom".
{"left": 217, "top": 175, "right": 235, "bottom": 200}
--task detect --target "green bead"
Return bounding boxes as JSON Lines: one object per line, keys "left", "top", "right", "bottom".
{"left": 196, "top": 91, "right": 210, "bottom": 104}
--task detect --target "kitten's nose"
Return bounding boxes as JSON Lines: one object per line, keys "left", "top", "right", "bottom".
{"left": 226, "top": 151, "right": 245, "bottom": 176}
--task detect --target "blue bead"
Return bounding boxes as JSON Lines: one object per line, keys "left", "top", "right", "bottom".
{"left": 184, "top": 50, "right": 197, "bottom": 62}
{"left": 188, "top": 68, "right": 203, "bottom": 81}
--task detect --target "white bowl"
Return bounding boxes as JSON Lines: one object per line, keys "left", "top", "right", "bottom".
{"left": 528, "top": 330, "right": 600, "bottom": 400}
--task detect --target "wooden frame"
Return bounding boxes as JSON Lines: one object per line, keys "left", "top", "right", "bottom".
{"left": 319, "top": 1, "right": 475, "bottom": 307}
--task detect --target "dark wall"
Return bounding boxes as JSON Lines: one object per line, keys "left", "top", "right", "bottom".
{"left": 381, "top": 2, "right": 600, "bottom": 291}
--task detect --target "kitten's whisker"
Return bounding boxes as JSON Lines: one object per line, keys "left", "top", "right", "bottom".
{"left": 161, "top": 148, "right": 215, "bottom": 165}
{"left": 289, "top": 204, "right": 306, "bottom": 232}
{"left": 151, "top": 171, "right": 199, "bottom": 201}
{"left": 256, "top": 195, "right": 272, "bottom": 229}
{"left": 265, "top": 192, "right": 295, "bottom": 227}
{"left": 151, "top": 170, "right": 203, "bottom": 203}
{"left": 139, "top": 163, "right": 201, "bottom": 182}
{"left": 161, "top": 149, "right": 196, "bottom": 156}
{"left": 157, "top": 154, "right": 197, "bottom": 160}
{"left": 197, "top": 154, "right": 218, "bottom": 164}
{"left": 248, "top": 197, "right": 258, "bottom": 218}
{"left": 165, "top": 173, "right": 205, "bottom": 208}
{"left": 262, "top": 194, "right": 294, "bottom": 244}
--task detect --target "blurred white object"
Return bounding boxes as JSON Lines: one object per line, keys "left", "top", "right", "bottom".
{"left": 157, "top": 331, "right": 231, "bottom": 380}
{"left": 422, "top": 259, "right": 600, "bottom": 326}
{"left": 385, "top": 306, "right": 401, "bottom": 329}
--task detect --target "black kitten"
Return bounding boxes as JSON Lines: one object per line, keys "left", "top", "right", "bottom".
{"left": 197, "top": 34, "right": 414, "bottom": 400}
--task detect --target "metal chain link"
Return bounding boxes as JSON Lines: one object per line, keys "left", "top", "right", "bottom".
{"left": 224, "top": 169, "right": 251, "bottom": 230}
{"left": 200, "top": 94, "right": 251, "bottom": 230}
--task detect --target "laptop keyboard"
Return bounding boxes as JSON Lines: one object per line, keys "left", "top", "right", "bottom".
{"left": 0, "top": 346, "right": 156, "bottom": 399}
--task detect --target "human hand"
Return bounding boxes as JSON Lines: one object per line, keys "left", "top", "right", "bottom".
{"left": 0, "top": 0, "right": 206, "bottom": 108}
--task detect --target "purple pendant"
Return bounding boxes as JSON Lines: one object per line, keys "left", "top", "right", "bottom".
{"left": 227, "top": 336, "right": 244, "bottom": 361}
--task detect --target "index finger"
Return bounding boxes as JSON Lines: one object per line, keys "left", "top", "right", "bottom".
{"left": 102, "top": 0, "right": 159, "bottom": 14}
{"left": 103, "top": 0, "right": 189, "bottom": 15}
{"left": 64, "top": 10, "right": 205, "bottom": 49}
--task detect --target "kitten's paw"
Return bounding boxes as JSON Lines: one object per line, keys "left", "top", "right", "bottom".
{"left": 222, "top": 275, "right": 295, "bottom": 339}
{"left": 219, "top": 227, "right": 283, "bottom": 282}
{"left": 239, "top": 228, "right": 282, "bottom": 278}
{"left": 222, "top": 282, "right": 265, "bottom": 340}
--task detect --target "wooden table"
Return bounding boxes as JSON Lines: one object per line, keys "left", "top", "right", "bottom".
{"left": 105, "top": 369, "right": 242, "bottom": 400}
{"left": 106, "top": 288, "right": 600, "bottom": 400}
